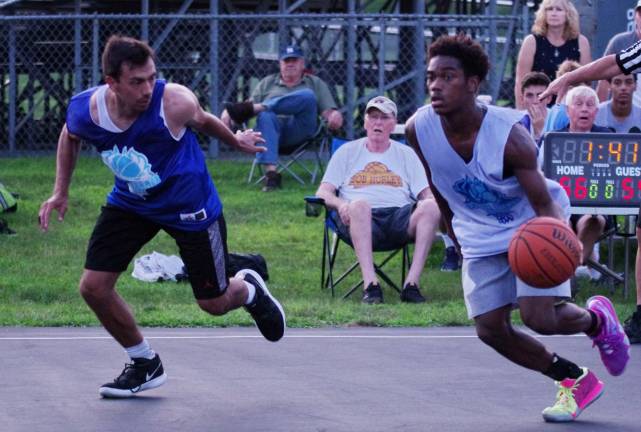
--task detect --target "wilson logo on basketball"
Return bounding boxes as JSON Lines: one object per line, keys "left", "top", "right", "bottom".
{"left": 551, "top": 228, "right": 581, "bottom": 261}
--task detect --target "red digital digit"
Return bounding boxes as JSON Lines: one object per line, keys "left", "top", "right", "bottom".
{"left": 575, "top": 177, "right": 587, "bottom": 199}
{"left": 622, "top": 177, "right": 634, "bottom": 200}
{"left": 559, "top": 176, "right": 571, "bottom": 197}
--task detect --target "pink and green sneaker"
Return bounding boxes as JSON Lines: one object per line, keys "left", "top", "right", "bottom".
{"left": 586, "top": 295, "right": 631, "bottom": 376}
{"left": 542, "top": 367, "right": 604, "bottom": 422}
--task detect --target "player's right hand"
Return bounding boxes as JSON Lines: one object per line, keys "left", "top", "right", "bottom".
{"left": 38, "top": 194, "right": 68, "bottom": 232}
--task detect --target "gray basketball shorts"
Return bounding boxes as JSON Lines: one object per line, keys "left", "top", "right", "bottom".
{"left": 461, "top": 252, "right": 571, "bottom": 319}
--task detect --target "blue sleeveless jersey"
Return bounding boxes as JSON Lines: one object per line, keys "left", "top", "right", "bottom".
{"left": 66, "top": 80, "right": 222, "bottom": 231}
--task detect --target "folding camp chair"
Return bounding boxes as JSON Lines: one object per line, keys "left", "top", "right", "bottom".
{"left": 304, "top": 197, "right": 412, "bottom": 299}
{"left": 248, "top": 121, "right": 330, "bottom": 185}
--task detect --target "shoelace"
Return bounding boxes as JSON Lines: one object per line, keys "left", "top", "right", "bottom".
{"left": 553, "top": 385, "right": 576, "bottom": 410}
{"left": 112, "top": 362, "right": 137, "bottom": 382}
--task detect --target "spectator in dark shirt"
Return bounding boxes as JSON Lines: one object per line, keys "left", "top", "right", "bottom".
{"left": 514, "top": 0, "right": 590, "bottom": 109}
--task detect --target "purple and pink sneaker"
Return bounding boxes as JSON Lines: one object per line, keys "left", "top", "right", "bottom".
{"left": 586, "top": 295, "right": 631, "bottom": 376}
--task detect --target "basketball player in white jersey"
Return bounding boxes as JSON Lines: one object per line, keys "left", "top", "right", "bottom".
{"left": 406, "top": 34, "right": 630, "bottom": 422}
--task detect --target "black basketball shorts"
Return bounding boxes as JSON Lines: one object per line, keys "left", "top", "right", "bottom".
{"left": 85, "top": 204, "right": 230, "bottom": 299}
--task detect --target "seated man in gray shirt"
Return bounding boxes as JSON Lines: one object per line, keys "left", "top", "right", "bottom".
{"left": 595, "top": 72, "right": 641, "bottom": 133}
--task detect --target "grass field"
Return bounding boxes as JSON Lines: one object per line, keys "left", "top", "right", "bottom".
{"left": 1, "top": 156, "right": 637, "bottom": 328}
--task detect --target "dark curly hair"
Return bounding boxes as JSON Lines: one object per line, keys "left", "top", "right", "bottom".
{"left": 428, "top": 34, "right": 489, "bottom": 82}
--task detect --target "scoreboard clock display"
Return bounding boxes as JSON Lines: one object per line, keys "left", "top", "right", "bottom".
{"left": 542, "top": 132, "right": 641, "bottom": 209}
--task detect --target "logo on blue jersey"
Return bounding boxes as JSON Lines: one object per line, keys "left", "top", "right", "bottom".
{"left": 101, "top": 145, "right": 161, "bottom": 197}
{"left": 453, "top": 176, "right": 521, "bottom": 224}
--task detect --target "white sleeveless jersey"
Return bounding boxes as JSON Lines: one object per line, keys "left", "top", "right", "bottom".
{"left": 414, "top": 104, "right": 569, "bottom": 258}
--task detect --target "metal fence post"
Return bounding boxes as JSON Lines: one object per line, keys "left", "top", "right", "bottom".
{"left": 141, "top": 0, "right": 149, "bottom": 41}
{"left": 92, "top": 16, "right": 100, "bottom": 86}
{"left": 345, "top": 1, "right": 356, "bottom": 140}
{"left": 208, "top": 0, "right": 219, "bottom": 158}
{"left": 488, "top": 0, "right": 497, "bottom": 100}
{"left": 74, "top": 0, "right": 82, "bottom": 93}
{"left": 8, "top": 22, "right": 16, "bottom": 153}
{"left": 414, "top": 0, "right": 426, "bottom": 110}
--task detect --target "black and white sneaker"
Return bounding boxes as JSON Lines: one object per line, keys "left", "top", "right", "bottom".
{"left": 237, "top": 269, "right": 286, "bottom": 342}
{"left": 99, "top": 354, "right": 167, "bottom": 398}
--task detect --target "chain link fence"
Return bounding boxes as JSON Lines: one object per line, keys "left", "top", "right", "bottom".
{"left": 1, "top": 12, "right": 526, "bottom": 156}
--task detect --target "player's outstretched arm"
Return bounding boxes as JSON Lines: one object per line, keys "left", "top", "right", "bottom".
{"left": 539, "top": 54, "right": 621, "bottom": 103}
{"left": 165, "top": 83, "right": 265, "bottom": 154}
{"left": 505, "top": 123, "right": 563, "bottom": 220}
{"left": 39, "top": 124, "right": 81, "bottom": 232}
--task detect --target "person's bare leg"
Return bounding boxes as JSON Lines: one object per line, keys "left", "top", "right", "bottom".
{"left": 519, "top": 296, "right": 594, "bottom": 336}
{"left": 346, "top": 200, "right": 378, "bottom": 287}
{"left": 79, "top": 269, "right": 143, "bottom": 348}
{"left": 196, "top": 277, "right": 249, "bottom": 314}
{"left": 475, "top": 306, "right": 556, "bottom": 372}
{"left": 576, "top": 215, "right": 606, "bottom": 264}
{"left": 405, "top": 199, "right": 440, "bottom": 285}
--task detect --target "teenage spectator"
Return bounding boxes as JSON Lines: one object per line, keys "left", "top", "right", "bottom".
{"left": 596, "top": 1, "right": 641, "bottom": 102}
{"left": 519, "top": 71, "right": 551, "bottom": 141}
{"left": 515, "top": 0, "right": 590, "bottom": 109}
{"left": 222, "top": 45, "right": 343, "bottom": 192}
{"left": 595, "top": 73, "right": 641, "bottom": 133}
{"left": 315, "top": 96, "right": 440, "bottom": 304}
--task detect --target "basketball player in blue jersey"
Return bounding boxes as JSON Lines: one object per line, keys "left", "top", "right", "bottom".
{"left": 38, "top": 35, "right": 286, "bottom": 398}
{"left": 406, "top": 34, "right": 630, "bottom": 422}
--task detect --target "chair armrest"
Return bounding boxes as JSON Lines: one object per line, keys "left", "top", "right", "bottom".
{"left": 304, "top": 195, "right": 325, "bottom": 217}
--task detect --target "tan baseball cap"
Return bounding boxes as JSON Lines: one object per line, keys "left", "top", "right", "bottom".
{"left": 365, "top": 96, "right": 397, "bottom": 117}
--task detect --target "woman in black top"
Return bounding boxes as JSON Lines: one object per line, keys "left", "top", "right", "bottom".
{"left": 515, "top": 0, "right": 591, "bottom": 109}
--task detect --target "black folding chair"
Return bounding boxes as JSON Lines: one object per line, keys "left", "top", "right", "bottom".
{"left": 248, "top": 122, "right": 330, "bottom": 185}
{"left": 304, "top": 196, "right": 411, "bottom": 299}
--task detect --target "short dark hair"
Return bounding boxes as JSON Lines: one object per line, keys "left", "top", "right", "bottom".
{"left": 428, "top": 34, "right": 489, "bottom": 82}
{"left": 607, "top": 73, "right": 637, "bottom": 84}
{"left": 102, "top": 35, "right": 155, "bottom": 80}
{"left": 521, "top": 71, "right": 550, "bottom": 94}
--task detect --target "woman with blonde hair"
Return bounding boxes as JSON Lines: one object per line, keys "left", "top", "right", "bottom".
{"left": 514, "top": 0, "right": 591, "bottom": 108}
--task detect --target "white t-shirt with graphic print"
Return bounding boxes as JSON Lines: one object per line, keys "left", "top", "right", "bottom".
{"left": 321, "top": 137, "right": 429, "bottom": 208}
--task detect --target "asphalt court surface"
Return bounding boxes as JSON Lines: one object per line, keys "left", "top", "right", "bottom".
{"left": 1, "top": 326, "right": 639, "bottom": 432}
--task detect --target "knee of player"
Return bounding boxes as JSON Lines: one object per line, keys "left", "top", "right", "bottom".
{"left": 197, "top": 297, "right": 229, "bottom": 316}
{"left": 475, "top": 324, "right": 510, "bottom": 348}
{"left": 78, "top": 278, "right": 110, "bottom": 301}
{"left": 521, "top": 313, "right": 556, "bottom": 335}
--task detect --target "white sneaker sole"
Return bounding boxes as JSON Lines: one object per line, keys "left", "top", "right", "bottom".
{"left": 236, "top": 268, "right": 286, "bottom": 340}
{"left": 99, "top": 373, "right": 167, "bottom": 398}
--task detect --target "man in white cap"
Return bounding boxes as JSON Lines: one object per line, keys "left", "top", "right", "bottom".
{"left": 315, "top": 96, "right": 440, "bottom": 304}
{"left": 595, "top": 2, "right": 641, "bottom": 103}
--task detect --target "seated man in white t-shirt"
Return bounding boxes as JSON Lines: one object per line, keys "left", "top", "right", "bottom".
{"left": 315, "top": 96, "right": 441, "bottom": 304}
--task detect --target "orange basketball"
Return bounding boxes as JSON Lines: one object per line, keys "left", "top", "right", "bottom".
{"left": 508, "top": 217, "right": 581, "bottom": 288}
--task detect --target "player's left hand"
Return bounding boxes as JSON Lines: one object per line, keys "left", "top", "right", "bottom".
{"left": 235, "top": 129, "right": 266, "bottom": 154}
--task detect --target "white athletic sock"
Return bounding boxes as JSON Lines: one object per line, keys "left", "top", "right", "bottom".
{"left": 244, "top": 281, "right": 256, "bottom": 305}
{"left": 125, "top": 338, "right": 155, "bottom": 360}
{"left": 442, "top": 234, "right": 454, "bottom": 248}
